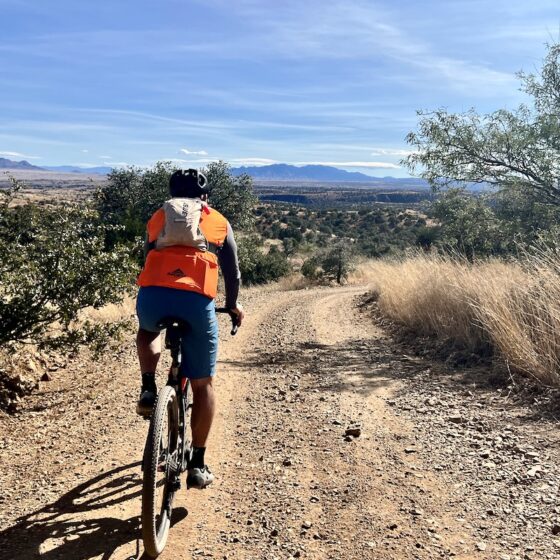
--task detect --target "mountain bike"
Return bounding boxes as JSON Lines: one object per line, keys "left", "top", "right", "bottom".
{"left": 140, "top": 308, "right": 238, "bottom": 558}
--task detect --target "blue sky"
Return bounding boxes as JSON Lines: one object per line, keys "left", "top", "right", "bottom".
{"left": 0, "top": 0, "right": 558, "bottom": 177}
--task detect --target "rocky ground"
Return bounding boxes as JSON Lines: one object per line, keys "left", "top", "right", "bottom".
{"left": 0, "top": 284, "right": 558, "bottom": 559}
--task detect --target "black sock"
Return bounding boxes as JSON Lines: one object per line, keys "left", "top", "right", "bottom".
{"left": 141, "top": 372, "right": 156, "bottom": 392}
{"left": 190, "top": 447, "right": 206, "bottom": 469}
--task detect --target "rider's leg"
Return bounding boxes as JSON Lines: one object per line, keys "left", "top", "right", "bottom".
{"left": 137, "top": 328, "right": 161, "bottom": 373}
{"left": 180, "top": 293, "right": 217, "bottom": 487}
{"left": 187, "top": 376, "right": 216, "bottom": 488}
{"left": 190, "top": 377, "right": 215, "bottom": 449}
{"left": 136, "top": 328, "right": 161, "bottom": 415}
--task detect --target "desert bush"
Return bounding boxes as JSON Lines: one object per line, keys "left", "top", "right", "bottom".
{"left": 0, "top": 183, "right": 136, "bottom": 351}
{"left": 431, "top": 188, "right": 507, "bottom": 258}
{"left": 360, "top": 253, "right": 560, "bottom": 387}
{"left": 302, "top": 244, "right": 355, "bottom": 284}
{"left": 237, "top": 237, "right": 290, "bottom": 285}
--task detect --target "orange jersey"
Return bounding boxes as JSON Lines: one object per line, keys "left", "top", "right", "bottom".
{"left": 137, "top": 205, "right": 228, "bottom": 299}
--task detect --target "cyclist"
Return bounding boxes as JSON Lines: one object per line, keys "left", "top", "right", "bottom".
{"left": 135, "top": 168, "right": 243, "bottom": 490}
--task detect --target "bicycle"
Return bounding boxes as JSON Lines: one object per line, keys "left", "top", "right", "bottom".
{"left": 140, "top": 307, "right": 238, "bottom": 558}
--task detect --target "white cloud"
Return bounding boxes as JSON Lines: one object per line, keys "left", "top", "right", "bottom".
{"left": 98, "top": 155, "right": 112, "bottom": 160}
{"left": 167, "top": 156, "right": 278, "bottom": 167}
{"left": 370, "top": 148, "right": 416, "bottom": 157}
{"left": 70, "top": 161, "right": 127, "bottom": 168}
{"left": 297, "top": 161, "right": 401, "bottom": 169}
{"left": 0, "top": 150, "right": 40, "bottom": 159}
{"left": 180, "top": 148, "right": 209, "bottom": 156}
{"left": 81, "top": 149, "right": 89, "bottom": 153}
{"left": 166, "top": 158, "right": 213, "bottom": 165}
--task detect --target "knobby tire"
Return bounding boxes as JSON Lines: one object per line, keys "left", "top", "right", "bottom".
{"left": 141, "top": 385, "right": 179, "bottom": 558}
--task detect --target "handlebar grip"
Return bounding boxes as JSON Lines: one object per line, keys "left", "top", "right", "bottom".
{"left": 216, "top": 307, "right": 239, "bottom": 336}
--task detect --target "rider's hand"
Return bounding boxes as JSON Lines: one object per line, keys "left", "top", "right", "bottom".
{"left": 231, "top": 303, "right": 244, "bottom": 327}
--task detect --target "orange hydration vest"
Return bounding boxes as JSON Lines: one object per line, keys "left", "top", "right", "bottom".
{"left": 137, "top": 205, "right": 229, "bottom": 299}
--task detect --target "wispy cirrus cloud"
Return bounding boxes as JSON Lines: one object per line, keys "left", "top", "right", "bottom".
{"left": 224, "top": 0, "right": 516, "bottom": 92}
{"left": 0, "top": 0, "right": 553, "bottom": 177}
{"left": 370, "top": 148, "right": 416, "bottom": 157}
{"left": 164, "top": 156, "right": 278, "bottom": 167}
{"left": 0, "top": 150, "right": 40, "bottom": 159}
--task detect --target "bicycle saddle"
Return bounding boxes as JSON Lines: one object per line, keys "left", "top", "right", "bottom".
{"left": 156, "top": 317, "right": 190, "bottom": 331}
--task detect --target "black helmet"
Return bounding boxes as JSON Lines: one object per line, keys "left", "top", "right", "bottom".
{"left": 169, "top": 168, "right": 208, "bottom": 198}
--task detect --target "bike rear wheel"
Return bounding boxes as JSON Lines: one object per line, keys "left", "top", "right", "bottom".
{"left": 141, "top": 385, "right": 180, "bottom": 558}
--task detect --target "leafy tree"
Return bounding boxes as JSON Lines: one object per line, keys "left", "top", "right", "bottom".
{"left": 94, "top": 161, "right": 173, "bottom": 245}
{"left": 0, "top": 183, "right": 136, "bottom": 351}
{"left": 282, "top": 237, "right": 297, "bottom": 256}
{"left": 301, "top": 244, "right": 354, "bottom": 284}
{"left": 204, "top": 161, "right": 257, "bottom": 230}
{"left": 490, "top": 185, "right": 560, "bottom": 243}
{"left": 321, "top": 244, "right": 355, "bottom": 284}
{"left": 431, "top": 188, "right": 505, "bottom": 259}
{"left": 94, "top": 161, "right": 257, "bottom": 244}
{"left": 405, "top": 43, "right": 560, "bottom": 206}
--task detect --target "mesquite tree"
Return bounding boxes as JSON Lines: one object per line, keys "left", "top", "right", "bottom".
{"left": 405, "top": 43, "right": 560, "bottom": 205}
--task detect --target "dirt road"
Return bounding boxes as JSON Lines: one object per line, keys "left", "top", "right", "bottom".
{"left": 1, "top": 285, "right": 558, "bottom": 559}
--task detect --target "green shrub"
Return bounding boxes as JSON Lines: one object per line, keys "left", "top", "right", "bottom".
{"left": 0, "top": 183, "right": 136, "bottom": 351}
{"left": 301, "top": 244, "right": 355, "bottom": 284}
{"left": 237, "top": 236, "right": 290, "bottom": 285}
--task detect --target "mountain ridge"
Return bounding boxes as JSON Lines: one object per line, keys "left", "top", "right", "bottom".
{"left": 43, "top": 165, "right": 114, "bottom": 175}
{"left": 231, "top": 163, "right": 378, "bottom": 182}
{"left": 0, "top": 158, "right": 44, "bottom": 171}
{"left": 0, "top": 157, "right": 430, "bottom": 186}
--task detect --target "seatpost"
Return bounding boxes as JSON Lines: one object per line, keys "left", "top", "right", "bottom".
{"left": 165, "top": 326, "right": 182, "bottom": 384}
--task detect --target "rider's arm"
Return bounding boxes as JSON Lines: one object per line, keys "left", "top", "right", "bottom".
{"left": 218, "top": 223, "right": 241, "bottom": 309}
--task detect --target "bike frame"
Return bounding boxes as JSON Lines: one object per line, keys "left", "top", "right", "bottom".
{"left": 164, "top": 325, "right": 191, "bottom": 476}
{"left": 140, "top": 308, "right": 238, "bottom": 557}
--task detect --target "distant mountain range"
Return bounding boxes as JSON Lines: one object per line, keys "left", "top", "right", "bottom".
{"left": 0, "top": 158, "right": 112, "bottom": 174}
{"left": 231, "top": 163, "right": 378, "bottom": 182}
{"left": 42, "top": 165, "right": 114, "bottom": 175}
{"left": 0, "top": 157, "right": 43, "bottom": 171}
{"left": 0, "top": 157, "right": 434, "bottom": 187}
{"left": 232, "top": 164, "right": 432, "bottom": 188}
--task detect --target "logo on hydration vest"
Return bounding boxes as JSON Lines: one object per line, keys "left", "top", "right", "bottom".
{"left": 168, "top": 268, "right": 186, "bottom": 278}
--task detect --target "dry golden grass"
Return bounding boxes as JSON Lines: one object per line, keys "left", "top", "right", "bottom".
{"left": 81, "top": 295, "right": 136, "bottom": 323}
{"left": 277, "top": 273, "right": 312, "bottom": 291}
{"left": 354, "top": 252, "right": 560, "bottom": 387}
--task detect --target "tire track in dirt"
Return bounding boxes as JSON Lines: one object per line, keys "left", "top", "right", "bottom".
{"left": 159, "top": 286, "right": 485, "bottom": 560}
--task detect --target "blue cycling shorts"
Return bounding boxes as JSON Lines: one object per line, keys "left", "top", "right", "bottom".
{"left": 136, "top": 286, "right": 218, "bottom": 379}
